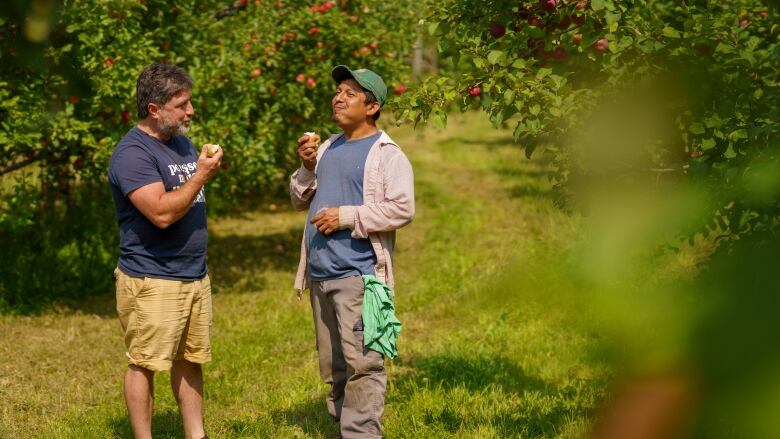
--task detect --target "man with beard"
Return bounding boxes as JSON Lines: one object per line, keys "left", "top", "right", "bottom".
{"left": 108, "top": 63, "right": 222, "bottom": 439}
{"left": 290, "top": 65, "right": 415, "bottom": 438}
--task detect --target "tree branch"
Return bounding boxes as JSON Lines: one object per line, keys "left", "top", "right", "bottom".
{"left": 1, "top": 154, "right": 41, "bottom": 177}
{"left": 213, "top": 0, "right": 248, "bottom": 20}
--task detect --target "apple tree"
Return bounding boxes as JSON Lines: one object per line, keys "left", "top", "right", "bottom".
{"left": 0, "top": 0, "right": 418, "bottom": 311}
{"left": 395, "top": 0, "right": 780, "bottom": 237}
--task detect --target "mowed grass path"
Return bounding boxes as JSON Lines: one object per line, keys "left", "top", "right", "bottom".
{"left": 0, "top": 114, "right": 606, "bottom": 438}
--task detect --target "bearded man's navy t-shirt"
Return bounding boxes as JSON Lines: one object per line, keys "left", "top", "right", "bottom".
{"left": 108, "top": 127, "right": 207, "bottom": 280}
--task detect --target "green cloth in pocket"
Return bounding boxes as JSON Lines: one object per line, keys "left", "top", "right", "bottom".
{"left": 362, "top": 275, "right": 402, "bottom": 359}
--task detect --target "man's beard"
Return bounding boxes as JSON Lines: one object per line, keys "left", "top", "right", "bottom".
{"left": 158, "top": 118, "right": 190, "bottom": 137}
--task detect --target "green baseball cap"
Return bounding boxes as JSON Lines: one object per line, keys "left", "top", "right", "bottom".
{"left": 331, "top": 65, "right": 387, "bottom": 107}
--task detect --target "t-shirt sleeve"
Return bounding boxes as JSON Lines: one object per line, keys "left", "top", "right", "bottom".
{"left": 109, "top": 145, "right": 163, "bottom": 196}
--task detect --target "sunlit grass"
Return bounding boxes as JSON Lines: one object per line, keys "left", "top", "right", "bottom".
{"left": 1, "top": 113, "right": 606, "bottom": 438}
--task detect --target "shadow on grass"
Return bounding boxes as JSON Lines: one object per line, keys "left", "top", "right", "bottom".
{"left": 269, "top": 394, "right": 340, "bottom": 439}
{"left": 394, "top": 354, "right": 549, "bottom": 394}
{"left": 207, "top": 227, "right": 301, "bottom": 292}
{"left": 109, "top": 408, "right": 183, "bottom": 439}
{"left": 454, "top": 135, "right": 518, "bottom": 150}
{"left": 270, "top": 354, "right": 581, "bottom": 438}
{"left": 508, "top": 183, "right": 554, "bottom": 199}
{"left": 50, "top": 226, "right": 303, "bottom": 317}
{"left": 391, "top": 354, "right": 582, "bottom": 437}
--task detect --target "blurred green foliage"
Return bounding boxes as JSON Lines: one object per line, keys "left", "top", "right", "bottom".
{"left": 395, "top": 1, "right": 780, "bottom": 435}
{"left": 397, "top": 0, "right": 780, "bottom": 239}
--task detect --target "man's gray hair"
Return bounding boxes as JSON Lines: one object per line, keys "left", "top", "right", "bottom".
{"left": 136, "top": 63, "right": 193, "bottom": 119}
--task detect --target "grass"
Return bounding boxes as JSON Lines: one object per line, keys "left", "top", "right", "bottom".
{"left": 0, "top": 113, "right": 608, "bottom": 438}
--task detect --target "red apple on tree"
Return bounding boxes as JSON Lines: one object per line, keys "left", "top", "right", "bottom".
{"left": 489, "top": 23, "right": 506, "bottom": 38}
{"left": 595, "top": 38, "right": 609, "bottom": 52}
{"left": 739, "top": 17, "right": 750, "bottom": 28}
{"left": 557, "top": 15, "right": 571, "bottom": 30}
{"left": 104, "top": 59, "right": 113, "bottom": 67}
{"left": 296, "top": 73, "right": 305, "bottom": 82}
{"left": 251, "top": 67, "right": 262, "bottom": 78}
{"left": 309, "top": 27, "right": 319, "bottom": 35}
{"left": 394, "top": 83, "right": 406, "bottom": 94}
{"left": 469, "top": 86, "right": 481, "bottom": 97}
{"left": 527, "top": 37, "right": 545, "bottom": 52}
{"left": 539, "top": 0, "right": 557, "bottom": 12}
{"left": 527, "top": 16, "right": 542, "bottom": 27}
{"left": 306, "top": 77, "right": 316, "bottom": 88}
{"left": 318, "top": 1, "right": 334, "bottom": 13}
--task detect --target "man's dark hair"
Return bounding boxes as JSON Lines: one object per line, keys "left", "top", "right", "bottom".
{"left": 136, "top": 63, "right": 194, "bottom": 119}
{"left": 363, "top": 89, "right": 380, "bottom": 121}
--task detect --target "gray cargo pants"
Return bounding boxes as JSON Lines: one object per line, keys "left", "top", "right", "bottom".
{"left": 310, "top": 275, "right": 386, "bottom": 439}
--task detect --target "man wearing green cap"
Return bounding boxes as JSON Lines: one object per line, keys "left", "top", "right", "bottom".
{"left": 289, "top": 65, "right": 415, "bottom": 438}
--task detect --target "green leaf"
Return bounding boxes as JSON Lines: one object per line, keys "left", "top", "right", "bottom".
{"left": 432, "top": 110, "right": 447, "bottom": 129}
{"left": 503, "top": 89, "right": 516, "bottom": 105}
{"left": 490, "top": 109, "right": 505, "bottom": 127}
{"left": 487, "top": 50, "right": 506, "bottom": 65}
{"left": 480, "top": 94, "right": 493, "bottom": 110}
{"left": 729, "top": 129, "right": 748, "bottom": 141}
{"left": 529, "top": 104, "right": 540, "bottom": 116}
{"left": 536, "top": 68, "right": 552, "bottom": 79}
{"left": 662, "top": 26, "right": 681, "bottom": 38}
{"left": 524, "top": 141, "right": 538, "bottom": 159}
{"left": 701, "top": 138, "right": 716, "bottom": 150}
{"left": 591, "top": 0, "right": 605, "bottom": 11}
{"left": 714, "top": 42, "right": 734, "bottom": 54}
{"left": 689, "top": 123, "right": 704, "bottom": 135}
{"left": 513, "top": 122, "right": 526, "bottom": 142}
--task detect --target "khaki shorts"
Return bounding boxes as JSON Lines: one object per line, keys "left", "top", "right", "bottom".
{"left": 115, "top": 267, "right": 212, "bottom": 371}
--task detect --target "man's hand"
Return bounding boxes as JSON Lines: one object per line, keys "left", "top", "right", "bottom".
{"left": 311, "top": 207, "right": 340, "bottom": 235}
{"left": 297, "top": 134, "right": 318, "bottom": 171}
{"left": 196, "top": 143, "right": 224, "bottom": 184}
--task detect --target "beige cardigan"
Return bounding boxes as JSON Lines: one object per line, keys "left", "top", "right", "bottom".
{"left": 289, "top": 131, "right": 415, "bottom": 293}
